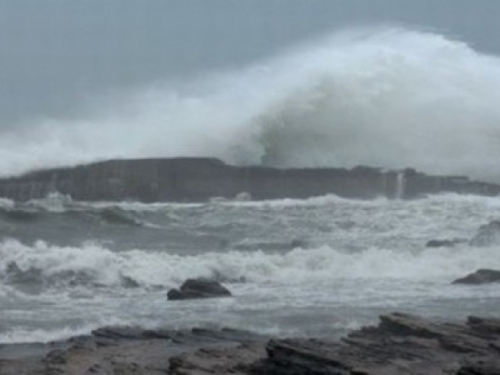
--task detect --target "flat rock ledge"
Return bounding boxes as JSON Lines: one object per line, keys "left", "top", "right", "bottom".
{"left": 0, "top": 326, "right": 265, "bottom": 375}
{"left": 171, "top": 312, "right": 500, "bottom": 375}
{"left": 2, "top": 313, "right": 500, "bottom": 374}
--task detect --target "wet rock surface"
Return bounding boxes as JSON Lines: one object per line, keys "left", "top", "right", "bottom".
{"left": 246, "top": 313, "right": 500, "bottom": 375}
{"left": 3, "top": 313, "right": 500, "bottom": 374}
{"left": 167, "top": 278, "right": 232, "bottom": 300}
{"left": 0, "top": 326, "right": 265, "bottom": 375}
{"left": 452, "top": 269, "right": 500, "bottom": 285}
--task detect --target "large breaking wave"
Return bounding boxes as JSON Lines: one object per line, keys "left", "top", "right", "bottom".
{"left": 3, "top": 238, "right": 500, "bottom": 292}
{"left": 2, "top": 28, "right": 500, "bottom": 181}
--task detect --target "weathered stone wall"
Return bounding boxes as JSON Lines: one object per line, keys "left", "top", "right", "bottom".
{"left": 0, "top": 158, "right": 498, "bottom": 202}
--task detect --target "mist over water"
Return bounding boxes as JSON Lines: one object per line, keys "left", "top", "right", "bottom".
{"left": 2, "top": 28, "right": 500, "bottom": 181}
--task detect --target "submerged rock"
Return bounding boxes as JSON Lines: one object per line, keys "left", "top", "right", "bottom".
{"left": 452, "top": 269, "right": 500, "bottom": 285}
{"left": 469, "top": 220, "right": 500, "bottom": 247}
{"left": 167, "top": 278, "right": 232, "bottom": 300}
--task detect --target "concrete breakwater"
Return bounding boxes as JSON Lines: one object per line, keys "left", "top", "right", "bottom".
{"left": 0, "top": 158, "right": 498, "bottom": 202}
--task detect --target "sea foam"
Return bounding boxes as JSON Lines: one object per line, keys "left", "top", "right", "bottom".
{"left": 2, "top": 237, "right": 500, "bottom": 292}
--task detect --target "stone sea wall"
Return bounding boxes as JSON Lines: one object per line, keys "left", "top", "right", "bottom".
{"left": 0, "top": 158, "right": 498, "bottom": 202}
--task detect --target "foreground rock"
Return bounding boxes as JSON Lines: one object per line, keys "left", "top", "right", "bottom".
{"left": 3, "top": 313, "right": 500, "bottom": 374}
{"left": 167, "top": 278, "right": 232, "bottom": 300}
{"left": 170, "top": 313, "right": 500, "bottom": 375}
{"left": 0, "top": 326, "right": 265, "bottom": 375}
{"left": 1, "top": 158, "right": 499, "bottom": 202}
{"left": 452, "top": 269, "right": 500, "bottom": 285}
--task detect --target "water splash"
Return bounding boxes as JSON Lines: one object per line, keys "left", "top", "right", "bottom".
{"left": 395, "top": 172, "right": 406, "bottom": 199}
{"left": 2, "top": 28, "right": 500, "bottom": 181}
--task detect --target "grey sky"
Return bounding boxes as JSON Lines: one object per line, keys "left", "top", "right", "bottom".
{"left": 1, "top": 0, "right": 499, "bottom": 127}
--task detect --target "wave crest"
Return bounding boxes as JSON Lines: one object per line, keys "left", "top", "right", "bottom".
{"left": 3, "top": 237, "right": 500, "bottom": 294}
{"left": 2, "top": 28, "right": 500, "bottom": 181}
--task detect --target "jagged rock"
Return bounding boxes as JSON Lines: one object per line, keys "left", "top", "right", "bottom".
{"left": 470, "top": 220, "right": 500, "bottom": 247}
{"left": 425, "top": 238, "right": 466, "bottom": 248}
{"left": 4, "top": 313, "right": 500, "bottom": 374}
{"left": 452, "top": 269, "right": 500, "bottom": 285}
{"left": 167, "top": 312, "right": 500, "bottom": 374}
{"left": 167, "top": 278, "right": 232, "bottom": 300}
{"left": 467, "top": 316, "right": 500, "bottom": 334}
{"left": 169, "top": 342, "right": 265, "bottom": 375}
{"left": 249, "top": 312, "right": 500, "bottom": 375}
{"left": 0, "top": 327, "right": 264, "bottom": 375}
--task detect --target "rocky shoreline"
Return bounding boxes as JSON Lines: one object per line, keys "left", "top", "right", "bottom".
{"left": 3, "top": 219, "right": 500, "bottom": 374}
{"left": 2, "top": 312, "right": 500, "bottom": 375}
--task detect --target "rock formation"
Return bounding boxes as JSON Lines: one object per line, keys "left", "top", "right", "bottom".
{"left": 0, "top": 326, "right": 265, "bottom": 375}
{"left": 0, "top": 158, "right": 499, "bottom": 202}
{"left": 2, "top": 313, "right": 500, "bottom": 374}
{"left": 167, "top": 278, "right": 232, "bottom": 300}
{"left": 171, "top": 312, "right": 500, "bottom": 375}
{"left": 452, "top": 269, "right": 500, "bottom": 285}
{"left": 426, "top": 238, "right": 467, "bottom": 248}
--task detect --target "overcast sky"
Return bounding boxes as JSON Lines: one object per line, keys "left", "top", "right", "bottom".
{"left": 1, "top": 0, "right": 499, "bottom": 127}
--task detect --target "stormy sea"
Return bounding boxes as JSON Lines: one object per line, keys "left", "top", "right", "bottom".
{"left": 1, "top": 192, "right": 500, "bottom": 345}
{"left": 2, "top": 28, "right": 500, "bottom": 345}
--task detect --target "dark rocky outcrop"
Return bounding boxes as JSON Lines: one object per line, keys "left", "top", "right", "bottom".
{"left": 167, "top": 278, "right": 232, "bottom": 300}
{"left": 470, "top": 221, "right": 500, "bottom": 247}
{"left": 3, "top": 313, "right": 500, "bottom": 374}
{"left": 0, "top": 326, "right": 265, "bottom": 375}
{"left": 0, "top": 158, "right": 499, "bottom": 202}
{"left": 426, "top": 238, "right": 467, "bottom": 248}
{"left": 452, "top": 269, "right": 500, "bottom": 285}
{"left": 170, "top": 312, "right": 500, "bottom": 375}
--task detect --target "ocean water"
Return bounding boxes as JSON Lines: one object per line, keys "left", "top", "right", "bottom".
{"left": 2, "top": 27, "right": 500, "bottom": 344}
{"left": 1, "top": 193, "right": 500, "bottom": 344}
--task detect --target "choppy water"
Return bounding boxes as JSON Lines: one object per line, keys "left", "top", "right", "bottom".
{"left": 2, "top": 26, "right": 500, "bottom": 344}
{"left": 1, "top": 193, "right": 500, "bottom": 344}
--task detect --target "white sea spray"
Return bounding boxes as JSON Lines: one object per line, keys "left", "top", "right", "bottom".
{"left": 0, "top": 28, "right": 500, "bottom": 181}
